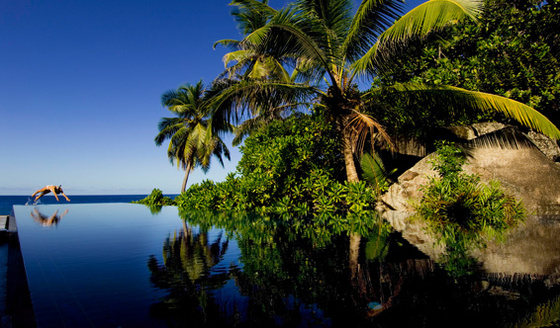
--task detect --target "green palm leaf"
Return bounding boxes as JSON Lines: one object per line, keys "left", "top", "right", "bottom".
{"left": 360, "top": 152, "right": 395, "bottom": 193}
{"left": 352, "top": 0, "right": 482, "bottom": 76}
{"left": 246, "top": 7, "right": 336, "bottom": 82}
{"left": 387, "top": 83, "right": 560, "bottom": 140}
{"left": 230, "top": 0, "right": 276, "bottom": 35}
{"left": 213, "top": 39, "right": 241, "bottom": 50}
{"left": 343, "top": 0, "right": 404, "bottom": 62}
{"left": 207, "top": 78, "right": 319, "bottom": 125}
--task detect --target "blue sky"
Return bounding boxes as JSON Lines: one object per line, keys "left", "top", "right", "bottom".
{"left": 1, "top": 0, "right": 423, "bottom": 196}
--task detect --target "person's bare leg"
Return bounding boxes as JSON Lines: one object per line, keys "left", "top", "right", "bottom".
{"left": 32, "top": 187, "right": 47, "bottom": 198}
{"left": 35, "top": 191, "right": 49, "bottom": 201}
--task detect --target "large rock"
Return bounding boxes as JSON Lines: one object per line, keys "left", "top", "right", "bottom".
{"left": 380, "top": 145, "right": 560, "bottom": 275}
{"left": 524, "top": 130, "right": 560, "bottom": 162}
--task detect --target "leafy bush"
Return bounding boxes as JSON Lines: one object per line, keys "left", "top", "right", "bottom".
{"left": 416, "top": 141, "right": 525, "bottom": 275}
{"left": 133, "top": 188, "right": 176, "bottom": 212}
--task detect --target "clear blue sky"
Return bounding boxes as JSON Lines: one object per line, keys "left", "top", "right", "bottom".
{"left": 1, "top": 0, "right": 423, "bottom": 196}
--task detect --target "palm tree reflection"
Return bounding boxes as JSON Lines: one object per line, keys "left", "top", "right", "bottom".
{"left": 147, "top": 220, "right": 230, "bottom": 326}
{"left": 30, "top": 208, "right": 69, "bottom": 227}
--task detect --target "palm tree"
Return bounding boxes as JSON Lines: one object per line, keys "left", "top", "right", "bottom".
{"left": 214, "top": 0, "right": 309, "bottom": 146}
{"left": 155, "top": 80, "right": 231, "bottom": 192}
{"left": 208, "top": 0, "right": 560, "bottom": 184}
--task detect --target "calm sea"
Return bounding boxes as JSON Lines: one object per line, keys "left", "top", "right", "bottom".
{"left": 0, "top": 194, "right": 179, "bottom": 215}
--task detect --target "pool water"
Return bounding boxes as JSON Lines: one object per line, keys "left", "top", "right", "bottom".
{"left": 12, "top": 203, "right": 560, "bottom": 327}
{"left": 14, "top": 203, "right": 242, "bottom": 328}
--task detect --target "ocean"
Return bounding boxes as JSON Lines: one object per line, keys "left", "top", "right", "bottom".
{"left": 0, "top": 194, "right": 179, "bottom": 215}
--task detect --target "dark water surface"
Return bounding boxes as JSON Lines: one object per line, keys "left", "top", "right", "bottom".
{"left": 10, "top": 203, "right": 560, "bottom": 327}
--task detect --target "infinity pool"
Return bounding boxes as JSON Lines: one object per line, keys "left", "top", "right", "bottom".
{"left": 12, "top": 203, "right": 560, "bottom": 327}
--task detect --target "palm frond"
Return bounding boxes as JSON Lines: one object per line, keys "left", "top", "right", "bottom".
{"left": 388, "top": 83, "right": 560, "bottom": 140}
{"left": 230, "top": 0, "right": 276, "bottom": 35}
{"left": 382, "top": 0, "right": 482, "bottom": 42}
{"left": 351, "top": 0, "right": 482, "bottom": 77}
{"left": 213, "top": 39, "right": 241, "bottom": 50}
{"left": 231, "top": 103, "right": 293, "bottom": 146}
{"left": 243, "top": 24, "right": 273, "bottom": 48}
{"left": 207, "top": 78, "right": 319, "bottom": 127}
{"left": 294, "top": 0, "right": 354, "bottom": 59}
{"left": 222, "top": 49, "right": 253, "bottom": 68}
{"left": 155, "top": 117, "right": 185, "bottom": 145}
{"left": 360, "top": 152, "right": 395, "bottom": 192}
{"left": 345, "top": 109, "right": 393, "bottom": 156}
{"left": 343, "top": 0, "right": 405, "bottom": 62}
{"left": 242, "top": 7, "right": 338, "bottom": 85}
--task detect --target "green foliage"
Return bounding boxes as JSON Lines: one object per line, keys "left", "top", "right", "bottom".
{"left": 133, "top": 188, "right": 175, "bottom": 213}
{"left": 176, "top": 113, "right": 386, "bottom": 242}
{"left": 360, "top": 152, "right": 395, "bottom": 194}
{"left": 416, "top": 141, "right": 525, "bottom": 276}
{"left": 377, "top": 0, "right": 560, "bottom": 136}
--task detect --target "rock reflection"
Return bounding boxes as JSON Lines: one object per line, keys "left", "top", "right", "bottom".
{"left": 30, "top": 208, "right": 68, "bottom": 227}
{"left": 351, "top": 241, "right": 560, "bottom": 328}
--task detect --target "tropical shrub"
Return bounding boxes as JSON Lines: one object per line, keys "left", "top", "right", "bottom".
{"left": 416, "top": 141, "right": 525, "bottom": 275}
{"left": 133, "top": 188, "right": 176, "bottom": 209}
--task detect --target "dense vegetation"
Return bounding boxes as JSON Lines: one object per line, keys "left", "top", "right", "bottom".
{"left": 133, "top": 188, "right": 175, "bottom": 213}
{"left": 175, "top": 112, "right": 387, "bottom": 240}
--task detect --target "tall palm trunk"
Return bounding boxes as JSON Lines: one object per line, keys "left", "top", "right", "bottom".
{"left": 181, "top": 161, "right": 193, "bottom": 193}
{"left": 349, "top": 233, "right": 362, "bottom": 279}
{"left": 343, "top": 130, "right": 360, "bottom": 182}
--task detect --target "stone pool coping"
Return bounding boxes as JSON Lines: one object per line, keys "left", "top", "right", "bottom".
{"left": 0, "top": 214, "right": 37, "bottom": 328}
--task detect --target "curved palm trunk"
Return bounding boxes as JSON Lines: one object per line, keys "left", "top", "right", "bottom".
{"left": 181, "top": 162, "right": 193, "bottom": 193}
{"left": 341, "top": 118, "right": 363, "bottom": 279}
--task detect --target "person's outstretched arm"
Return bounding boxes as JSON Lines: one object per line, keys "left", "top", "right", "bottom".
{"left": 60, "top": 192, "right": 70, "bottom": 202}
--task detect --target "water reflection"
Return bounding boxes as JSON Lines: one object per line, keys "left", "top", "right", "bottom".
{"left": 147, "top": 220, "right": 231, "bottom": 326}
{"left": 147, "top": 212, "right": 560, "bottom": 327}
{"left": 30, "top": 208, "right": 69, "bottom": 227}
